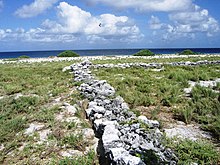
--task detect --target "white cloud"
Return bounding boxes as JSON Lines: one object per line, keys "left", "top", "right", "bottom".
{"left": 1, "top": 2, "right": 143, "bottom": 43}
{"left": 87, "top": 0, "right": 193, "bottom": 12}
{"left": 42, "top": 2, "right": 143, "bottom": 42}
{"left": 15, "top": 0, "right": 58, "bottom": 18}
{"left": 168, "top": 7, "right": 219, "bottom": 35}
{"left": 149, "top": 5, "right": 219, "bottom": 41}
{"left": 0, "top": 27, "right": 77, "bottom": 43}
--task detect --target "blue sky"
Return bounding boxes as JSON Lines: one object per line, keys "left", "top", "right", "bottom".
{"left": 0, "top": 0, "right": 220, "bottom": 51}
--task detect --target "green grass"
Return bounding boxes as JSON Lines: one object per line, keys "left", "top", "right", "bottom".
{"left": 94, "top": 65, "right": 220, "bottom": 137}
{"left": 0, "top": 61, "right": 96, "bottom": 164}
{"left": 60, "top": 133, "right": 88, "bottom": 151}
{"left": 93, "top": 59, "right": 220, "bottom": 163}
{"left": 55, "top": 150, "right": 98, "bottom": 165}
{"left": 1, "top": 57, "right": 219, "bottom": 164}
{"left": 166, "top": 139, "right": 219, "bottom": 165}
{"left": 0, "top": 62, "right": 74, "bottom": 96}
{"left": 0, "top": 96, "right": 39, "bottom": 143}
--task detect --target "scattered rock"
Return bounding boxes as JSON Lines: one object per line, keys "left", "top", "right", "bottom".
{"left": 60, "top": 149, "right": 83, "bottom": 157}
{"left": 39, "top": 129, "right": 52, "bottom": 141}
{"left": 184, "top": 79, "right": 220, "bottom": 94}
{"left": 164, "top": 124, "right": 212, "bottom": 141}
{"left": 24, "top": 123, "right": 45, "bottom": 135}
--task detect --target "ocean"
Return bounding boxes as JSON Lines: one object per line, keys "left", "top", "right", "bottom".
{"left": 0, "top": 48, "right": 220, "bottom": 59}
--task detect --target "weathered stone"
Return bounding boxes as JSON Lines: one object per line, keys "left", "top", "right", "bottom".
{"left": 102, "top": 124, "right": 121, "bottom": 149}
{"left": 121, "top": 102, "right": 129, "bottom": 110}
{"left": 94, "top": 113, "right": 103, "bottom": 119}
{"left": 109, "top": 148, "right": 144, "bottom": 165}
{"left": 82, "top": 128, "right": 95, "bottom": 139}
{"left": 24, "top": 123, "right": 45, "bottom": 135}
{"left": 65, "top": 105, "right": 77, "bottom": 115}
{"left": 91, "top": 105, "right": 106, "bottom": 114}
{"left": 138, "top": 115, "right": 160, "bottom": 128}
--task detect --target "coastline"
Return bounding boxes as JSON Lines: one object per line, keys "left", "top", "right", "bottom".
{"left": 1, "top": 53, "right": 220, "bottom": 64}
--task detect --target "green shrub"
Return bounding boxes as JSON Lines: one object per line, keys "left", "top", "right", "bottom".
{"left": 19, "top": 55, "right": 30, "bottom": 58}
{"left": 57, "top": 50, "right": 79, "bottom": 57}
{"left": 133, "top": 49, "right": 155, "bottom": 56}
{"left": 167, "top": 139, "right": 219, "bottom": 164}
{"left": 181, "top": 105, "right": 194, "bottom": 124}
{"left": 178, "top": 49, "right": 197, "bottom": 55}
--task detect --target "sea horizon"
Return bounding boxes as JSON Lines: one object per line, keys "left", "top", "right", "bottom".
{"left": 0, "top": 48, "right": 220, "bottom": 59}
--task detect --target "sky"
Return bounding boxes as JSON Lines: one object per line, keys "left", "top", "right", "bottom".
{"left": 0, "top": 0, "right": 220, "bottom": 51}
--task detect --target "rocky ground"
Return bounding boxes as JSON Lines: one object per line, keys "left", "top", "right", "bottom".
{"left": 1, "top": 55, "right": 219, "bottom": 164}
{"left": 1, "top": 54, "right": 220, "bottom": 64}
{"left": 67, "top": 59, "right": 220, "bottom": 164}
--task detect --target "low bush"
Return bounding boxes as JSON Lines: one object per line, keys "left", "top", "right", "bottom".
{"left": 133, "top": 49, "right": 155, "bottom": 56}
{"left": 19, "top": 55, "right": 30, "bottom": 58}
{"left": 178, "top": 49, "right": 197, "bottom": 55}
{"left": 57, "top": 50, "right": 79, "bottom": 57}
{"left": 167, "top": 139, "right": 219, "bottom": 164}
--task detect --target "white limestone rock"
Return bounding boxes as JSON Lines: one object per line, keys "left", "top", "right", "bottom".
{"left": 109, "top": 148, "right": 144, "bottom": 165}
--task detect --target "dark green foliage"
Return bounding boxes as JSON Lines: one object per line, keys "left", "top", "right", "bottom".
{"left": 140, "top": 150, "right": 160, "bottom": 164}
{"left": 19, "top": 55, "right": 30, "bottom": 58}
{"left": 57, "top": 50, "right": 79, "bottom": 57}
{"left": 192, "top": 87, "right": 220, "bottom": 138}
{"left": 179, "top": 49, "right": 197, "bottom": 55}
{"left": 0, "top": 97, "right": 39, "bottom": 143}
{"left": 167, "top": 139, "right": 219, "bottom": 165}
{"left": 176, "top": 85, "right": 220, "bottom": 138}
{"left": 133, "top": 49, "right": 155, "bottom": 56}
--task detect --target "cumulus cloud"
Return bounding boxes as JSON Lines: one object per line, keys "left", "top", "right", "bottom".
{"left": 2, "top": 2, "right": 143, "bottom": 43}
{"left": 149, "top": 5, "right": 219, "bottom": 41}
{"left": 42, "top": 2, "right": 143, "bottom": 42}
{"left": 169, "top": 7, "right": 219, "bottom": 34}
{"left": 15, "top": 0, "right": 58, "bottom": 18}
{"left": 87, "top": 0, "right": 193, "bottom": 12}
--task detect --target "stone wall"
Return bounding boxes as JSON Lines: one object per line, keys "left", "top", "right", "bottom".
{"left": 70, "top": 59, "right": 220, "bottom": 164}
{"left": 70, "top": 60, "right": 178, "bottom": 165}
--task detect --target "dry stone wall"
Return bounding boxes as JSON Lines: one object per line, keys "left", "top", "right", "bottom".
{"left": 70, "top": 60, "right": 178, "bottom": 165}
